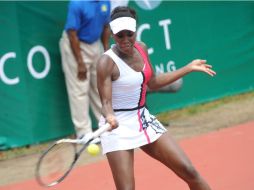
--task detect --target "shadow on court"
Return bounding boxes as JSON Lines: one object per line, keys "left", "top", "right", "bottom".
{"left": 2, "top": 121, "right": 254, "bottom": 190}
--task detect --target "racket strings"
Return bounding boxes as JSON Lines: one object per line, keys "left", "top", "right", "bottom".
{"left": 37, "top": 142, "right": 76, "bottom": 185}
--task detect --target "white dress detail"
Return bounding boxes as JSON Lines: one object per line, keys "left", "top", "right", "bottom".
{"left": 99, "top": 46, "right": 167, "bottom": 154}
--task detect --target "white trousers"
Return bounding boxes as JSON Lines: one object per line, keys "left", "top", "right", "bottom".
{"left": 59, "top": 32, "right": 102, "bottom": 136}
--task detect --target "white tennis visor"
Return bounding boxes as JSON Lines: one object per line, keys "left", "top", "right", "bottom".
{"left": 109, "top": 17, "right": 136, "bottom": 34}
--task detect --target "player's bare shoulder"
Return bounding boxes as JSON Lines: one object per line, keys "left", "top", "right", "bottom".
{"left": 97, "top": 52, "right": 119, "bottom": 80}
{"left": 97, "top": 53, "right": 113, "bottom": 67}
{"left": 97, "top": 53, "right": 114, "bottom": 73}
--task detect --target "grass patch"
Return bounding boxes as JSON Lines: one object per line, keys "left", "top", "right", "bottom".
{"left": 0, "top": 143, "right": 51, "bottom": 161}
{"left": 156, "top": 90, "right": 254, "bottom": 124}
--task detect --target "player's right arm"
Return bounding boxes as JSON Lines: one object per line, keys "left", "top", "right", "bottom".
{"left": 97, "top": 55, "right": 119, "bottom": 129}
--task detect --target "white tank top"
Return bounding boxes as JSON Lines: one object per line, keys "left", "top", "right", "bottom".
{"left": 104, "top": 43, "right": 152, "bottom": 111}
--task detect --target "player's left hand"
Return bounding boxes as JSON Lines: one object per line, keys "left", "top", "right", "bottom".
{"left": 188, "top": 59, "right": 216, "bottom": 76}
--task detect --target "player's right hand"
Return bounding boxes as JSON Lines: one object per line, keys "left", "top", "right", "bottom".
{"left": 106, "top": 114, "right": 119, "bottom": 130}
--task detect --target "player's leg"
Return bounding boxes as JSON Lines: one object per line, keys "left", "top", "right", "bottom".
{"left": 140, "top": 132, "right": 211, "bottom": 190}
{"left": 106, "top": 149, "right": 135, "bottom": 190}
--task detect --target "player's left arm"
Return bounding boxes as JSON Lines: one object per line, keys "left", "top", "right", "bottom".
{"left": 139, "top": 42, "right": 216, "bottom": 90}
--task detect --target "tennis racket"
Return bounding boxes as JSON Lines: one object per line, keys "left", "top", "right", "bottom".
{"left": 35, "top": 123, "right": 110, "bottom": 187}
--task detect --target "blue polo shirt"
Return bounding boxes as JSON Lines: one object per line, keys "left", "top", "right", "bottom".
{"left": 65, "top": 0, "right": 110, "bottom": 44}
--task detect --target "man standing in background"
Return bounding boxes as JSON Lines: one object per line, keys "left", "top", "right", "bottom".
{"left": 59, "top": 0, "right": 111, "bottom": 141}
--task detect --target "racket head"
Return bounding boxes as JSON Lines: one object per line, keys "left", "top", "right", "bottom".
{"left": 35, "top": 142, "right": 77, "bottom": 187}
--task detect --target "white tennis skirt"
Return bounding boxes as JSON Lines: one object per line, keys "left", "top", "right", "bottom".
{"left": 99, "top": 107, "right": 167, "bottom": 154}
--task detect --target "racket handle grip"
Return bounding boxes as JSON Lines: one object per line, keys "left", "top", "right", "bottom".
{"left": 92, "top": 123, "right": 111, "bottom": 139}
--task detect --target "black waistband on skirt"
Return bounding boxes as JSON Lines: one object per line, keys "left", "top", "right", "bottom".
{"left": 113, "top": 104, "right": 146, "bottom": 112}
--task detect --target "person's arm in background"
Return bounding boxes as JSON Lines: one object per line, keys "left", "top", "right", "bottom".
{"left": 67, "top": 29, "right": 87, "bottom": 80}
{"left": 101, "top": 24, "right": 111, "bottom": 51}
{"left": 101, "top": 1, "right": 111, "bottom": 51}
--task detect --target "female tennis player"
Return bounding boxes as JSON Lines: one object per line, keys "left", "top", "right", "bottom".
{"left": 97, "top": 6, "right": 215, "bottom": 190}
